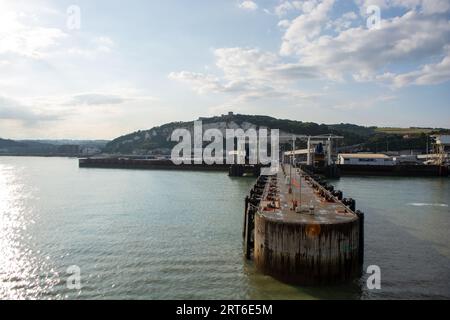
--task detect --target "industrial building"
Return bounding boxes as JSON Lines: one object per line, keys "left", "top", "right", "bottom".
{"left": 337, "top": 153, "right": 394, "bottom": 166}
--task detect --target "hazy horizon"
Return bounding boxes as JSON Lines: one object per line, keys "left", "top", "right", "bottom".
{"left": 1, "top": 0, "right": 449, "bottom": 140}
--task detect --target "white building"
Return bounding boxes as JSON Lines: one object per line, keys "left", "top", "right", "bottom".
{"left": 338, "top": 153, "right": 394, "bottom": 166}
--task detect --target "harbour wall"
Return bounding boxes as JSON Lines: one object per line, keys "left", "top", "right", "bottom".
{"left": 338, "top": 164, "right": 449, "bottom": 177}
{"left": 254, "top": 216, "right": 360, "bottom": 286}
{"left": 79, "top": 158, "right": 229, "bottom": 171}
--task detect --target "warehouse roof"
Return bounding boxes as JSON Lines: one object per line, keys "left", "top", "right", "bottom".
{"left": 338, "top": 153, "right": 390, "bottom": 159}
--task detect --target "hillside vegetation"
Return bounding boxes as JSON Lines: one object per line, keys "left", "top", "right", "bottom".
{"left": 104, "top": 114, "right": 449, "bottom": 155}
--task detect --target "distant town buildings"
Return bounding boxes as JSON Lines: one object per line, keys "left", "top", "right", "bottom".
{"left": 80, "top": 146, "right": 102, "bottom": 156}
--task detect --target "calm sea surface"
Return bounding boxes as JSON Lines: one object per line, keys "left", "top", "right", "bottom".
{"left": 0, "top": 157, "right": 449, "bottom": 299}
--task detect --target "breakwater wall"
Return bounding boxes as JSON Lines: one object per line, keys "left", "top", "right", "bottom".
{"left": 338, "top": 164, "right": 449, "bottom": 177}
{"left": 244, "top": 166, "right": 364, "bottom": 286}
{"left": 79, "top": 157, "right": 229, "bottom": 171}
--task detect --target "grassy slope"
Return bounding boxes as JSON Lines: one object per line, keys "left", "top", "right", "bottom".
{"left": 375, "top": 127, "right": 436, "bottom": 135}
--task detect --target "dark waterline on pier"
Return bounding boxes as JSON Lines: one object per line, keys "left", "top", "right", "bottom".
{"left": 0, "top": 157, "right": 449, "bottom": 299}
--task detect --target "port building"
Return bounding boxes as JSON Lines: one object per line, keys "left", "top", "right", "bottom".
{"left": 337, "top": 153, "right": 394, "bottom": 166}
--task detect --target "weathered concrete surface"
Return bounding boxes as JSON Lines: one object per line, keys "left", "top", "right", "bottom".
{"left": 253, "top": 166, "right": 361, "bottom": 285}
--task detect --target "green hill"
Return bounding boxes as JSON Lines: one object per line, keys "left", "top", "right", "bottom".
{"left": 104, "top": 114, "right": 449, "bottom": 155}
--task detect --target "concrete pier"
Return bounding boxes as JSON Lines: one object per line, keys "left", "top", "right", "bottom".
{"left": 247, "top": 165, "right": 363, "bottom": 286}
{"left": 79, "top": 157, "right": 230, "bottom": 171}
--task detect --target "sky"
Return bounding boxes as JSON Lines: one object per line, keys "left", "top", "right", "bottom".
{"left": 0, "top": 0, "right": 449, "bottom": 139}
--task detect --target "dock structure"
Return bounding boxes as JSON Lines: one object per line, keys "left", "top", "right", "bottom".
{"left": 79, "top": 157, "right": 230, "bottom": 171}
{"left": 79, "top": 158, "right": 263, "bottom": 176}
{"left": 244, "top": 165, "right": 364, "bottom": 286}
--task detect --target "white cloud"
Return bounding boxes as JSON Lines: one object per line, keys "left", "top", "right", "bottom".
{"left": 238, "top": 1, "right": 258, "bottom": 11}
{"left": 65, "top": 36, "right": 116, "bottom": 58}
{"left": 355, "top": 0, "right": 450, "bottom": 15}
{"left": 64, "top": 90, "right": 156, "bottom": 107}
{"left": 301, "top": 0, "right": 320, "bottom": 13}
{"left": 280, "top": 0, "right": 335, "bottom": 56}
{"left": 0, "top": 4, "right": 116, "bottom": 63}
{"left": 69, "top": 93, "right": 126, "bottom": 106}
{"left": 279, "top": 1, "right": 450, "bottom": 84}
{"left": 275, "top": 1, "right": 297, "bottom": 16}
{"left": 0, "top": 89, "right": 157, "bottom": 128}
{"left": 170, "top": 0, "right": 450, "bottom": 115}
{"left": 326, "top": 11, "right": 358, "bottom": 32}
{"left": 169, "top": 47, "right": 320, "bottom": 103}
{"left": 275, "top": 1, "right": 317, "bottom": 16}
{"left": 420, "top": 0, "right": 450, "bottom": 14}
{"left": 278, "top": 19, "right": 292, "bottom": 28}
{"left": 380, "top": 50, "right": 450, "bottom": 87}
{"left": 93, "top": 36, "right": 115, "bottom": 53}
{"left": 0, "top": 2, "right": 140, "bottom": 137}
{"left": 0, "top": 11, "right": 67, "bottom": 59}
{"left": 0, "top": 95, "right": 61, "bottom": 124}
{"left": 169, "top": 71, "right": 223, "bottom": 94}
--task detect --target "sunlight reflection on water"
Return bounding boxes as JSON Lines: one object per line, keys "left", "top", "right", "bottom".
{"left": 0, "top": 164, "right": 60, "bottom": 299}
